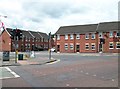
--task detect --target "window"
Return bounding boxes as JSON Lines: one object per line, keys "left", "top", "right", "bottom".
{"left": 32, "top": 38, "right": 34, "bottom": 42}
{"left": 29, "top": 37, "right": 31, "bottom": 41}
{"left": 116, "top": 42, "right": 120, "bottom": 49}
{"left": 85, "top": 33, "right": 89, "bottom": 39}
{"left": 65, "top": 34, "right": 68, "bottom": 40}
{"left": 65, "top": 44, "right": 68, "bottom": 50}
{"left": 116, "top": 31, "right": 120, "bottom": 37}
{"left": 85, "top": 43, "right": 89, "bottom": 50}
{"left": 99, "top": 32, "right": 103, "bottom": 38}
{"left": 109, "top": 31, "right": 113, "bottom": 37}
{"left": 26, "top": 36, "right": 27, "bottom": 41}
{"left": 70, "top": 44, "right": 74, "bottom": 50}
{"left": 91, "top": 43, "right": 95, "bottom": 50}
{"left": 109, "top": 42, "right": 114, "bottom": 49}
{"left": 76, "top": 34, "right": 80, "bottom": 39}
{"left": 70, "top": 34, "right": 74, "bottom": 40}
{"left": 57, "top": 34, "right": 60, "bottom": 40}
{"left": 91, "top": 33, "right": 95, "bottom": 39}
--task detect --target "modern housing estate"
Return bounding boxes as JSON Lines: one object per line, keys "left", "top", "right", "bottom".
{"left": 0, "top": 28, "right": 50, "bottom": 52}
{"left": 55, "top": 21, "right": 120, "bottom": 53}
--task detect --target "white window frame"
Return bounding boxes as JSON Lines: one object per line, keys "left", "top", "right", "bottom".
{"left": 116, "top": 31, "right": 120, "bottom": 37}
{"left": 99, "top": 32, "right": 103, "bottom": 38}
{"left": 85, "top": 33, "right": 89, "bottom": 39}
{"left": 85, "top": 43, "right": 89, "bottom": 50}
{"left": 91, "top": 33, "right": 95, "bottom": 39}
{"left": 65, "top": 43, "right": 68, "bottom": 50}
{"left": 76, "top": 34, "right": 80, "bottom": 39}
{"left": 109, "top": 31, "right": 113, "bottom": 38}
{"left": 70, "top": 34, "right": 74, "bottom": 40}
{"left": 109, "top": 42, "right": 114, "bottom": 49}
{"left": 70, "top": 43, "right": 74, "bottom": 50}
{"left": 57, "top": 34, "right": 60, "bottom": 40}
{"left": 91, "top": 43, "right": 95, "bottom": 50}
{"left": 65, "top": 34, "right": 68, "bottom": 40}
{"left": 116, "top": 42, "right": 120, "bottom": 49}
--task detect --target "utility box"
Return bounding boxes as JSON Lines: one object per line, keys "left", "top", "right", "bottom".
{"left": 3, "top": 51, "right": 10, "bottom": 61}
{"left": 18, "top": 54, "right": 23, "bottom": 60}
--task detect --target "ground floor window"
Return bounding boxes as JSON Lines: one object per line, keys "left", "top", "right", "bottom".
{"left": 116, "top": 42, "right": 120, "bottom": 49}
{"left": 70, "top": 44, "right": 74, "bottom": 50}
{"left": 109, "top": 42, "right": 114, "bottom": 49}
{"left": 91, "top": 43, "right": 95, "bottom": 50}
{"left": 85, "top": 43, "right": 89, "bottom": 50}
{"left": 65, "top": 44, "right": 68, "bottom": 50}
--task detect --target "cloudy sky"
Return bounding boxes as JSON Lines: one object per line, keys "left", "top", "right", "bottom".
{"left": 0, "top": 0, "right": 119, "bottom": 34}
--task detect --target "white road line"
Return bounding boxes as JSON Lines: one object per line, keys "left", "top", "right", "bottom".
{"left": 93, "top": 74, "right": 96, "bottom": 77}
{"left": 80, "top": 70, "right": 83, "bottom": 73}
{"left": 66, "top": 84, "right": 70, "bottom": 87}
{"left": 85, "top": 73, "right": 89, "bottom": 75}
{"left": 112, "top": 79, "right": 115, "bottom": 81}
{"left": 5, "top": 67, "right": 20, "bottom": 78}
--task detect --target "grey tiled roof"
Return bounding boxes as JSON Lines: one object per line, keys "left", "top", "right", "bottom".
{"left": 55, "top": 24, "right": 98, "bottom": 35}
{"left": 29, "top": 31, "right": 42, "bottom": 38}
{"left": 97, "top": 21, "right": 120, "bottom": 32}
{"left": 38, "top": 32, "right": 49, "bottom": 40}
{"left": 55, "top": 21, "right": 120, "bottom": 35}
{"left": 6, "top": 28, "right": 33, "bottom": 38}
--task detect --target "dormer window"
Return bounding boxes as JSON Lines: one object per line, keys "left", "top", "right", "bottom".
{"left": 99, "top": 32, "right": 103, "bottom": 38}
{"left": 57, "top": 34, "right": 60, "bottom": 40}
{"left": 109, "top": 31, "right": 113, "bottom": 38}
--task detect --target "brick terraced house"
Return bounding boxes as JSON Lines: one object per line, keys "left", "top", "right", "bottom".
{"left": 55, "top": 21, "right": 120, "bottom": 53}
{"left": 0, "top": 28, "right": 50, "bottom": 52}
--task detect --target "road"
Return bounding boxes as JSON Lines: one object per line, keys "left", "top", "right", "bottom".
{"left": 1, "top": 51, "right": 118, "bottom": 88}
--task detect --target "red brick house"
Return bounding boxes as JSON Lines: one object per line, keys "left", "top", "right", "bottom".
{"left": 0, "top": 28, "right": 50, "bottom": 52}
{"left": 55, "top": 21, "right": 120, "bottom": 53}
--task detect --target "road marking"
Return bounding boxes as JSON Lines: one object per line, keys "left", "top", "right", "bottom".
{"left": 0, "top": 67, "right": 20, "bottom": 79}
{"left": 5, "top": 67, "right": 20, "bottom": 78}
{"left": 85, "top": 73, "right": 89, "bottom": 75}
{"left": 112, "top": 79, "right": 115, "bottom": 81}
{"left": 80, "top": 70, "right": 83, "bottom": 73}
{"left": 66, "top": 84, "right": 70, "bottom": 87}
{"left": 93, "top": 74, "right": 96, "bottom": 77}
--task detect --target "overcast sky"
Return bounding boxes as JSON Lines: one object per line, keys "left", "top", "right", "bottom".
{"left": 0, "top": 0, "right": 119, "bottom": 34}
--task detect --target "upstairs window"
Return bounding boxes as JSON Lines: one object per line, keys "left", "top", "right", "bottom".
{"left": 57, "top": 34, "right": 60, "bottom": 40}
{"left": 85, "top": 33, "right": 89, "bottom": 39}
{"left": 76, "top": 34, "right": 80, "bottom": 39}
{"left": 70, "top": 34, "right": 74, "bottom": 40}
{"left": 99, "top": 32, "right": 103, "bottom": 38}
{"left": 116, "top": 31, "right": 120, "bottom": 37}
{"left": 91, "top": 33, "right": 95, "bottom": 39}
{"left": 65, "top": 34, "right": 68, "bottom": 40}
{"left": 109, "top": 31, "right": 113, "bottom": 38}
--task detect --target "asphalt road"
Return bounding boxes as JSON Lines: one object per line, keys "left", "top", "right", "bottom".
{"left": 1, "top": 52, "right": 118, "bottom": 87}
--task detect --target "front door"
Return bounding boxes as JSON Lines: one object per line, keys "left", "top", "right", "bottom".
{"left": 99, "top": 44, "right": 103, "bottom": 52}
{"left": 76, "top": 45, "right": 80, "bottom": 52}
{"left": 57, "top": 45, "right": 60, "bottom": 52}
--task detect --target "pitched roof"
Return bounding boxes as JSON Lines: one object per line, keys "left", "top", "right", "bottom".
{"left": 55, "top": 24, "right": 98, "bottom": 35}
{"left": 38, "top": 32, "right": 49, "bottom": 40}
{"left": 6, "top": 28, "right": 33, "bottom": 38}
{"left": 29, "top": 31, "right": 42, "bottom": 38}
{"left": 97, "top": 21, "right": 120, "bottom": 32}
